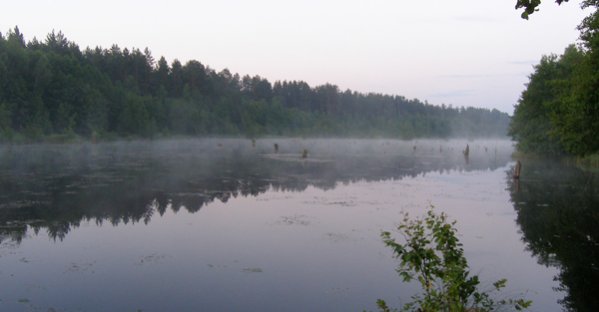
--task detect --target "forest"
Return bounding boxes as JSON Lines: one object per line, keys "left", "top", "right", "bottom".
{"left": 0, "top": 27, "right": 510, "bottom": 141}
{"left": 510, "top": 0, "right": 599, "bottom": 157}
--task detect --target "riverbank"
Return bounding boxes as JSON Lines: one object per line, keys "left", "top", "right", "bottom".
{"left": 512, "top": 150, "right": 599, "bottom": 172}
{"left": 570, "top": 154, "right": 599, "bottom": 172}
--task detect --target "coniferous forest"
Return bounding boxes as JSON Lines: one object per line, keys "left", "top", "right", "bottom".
{"left": 0, "top": 27, "right": 510, "bottom": 141}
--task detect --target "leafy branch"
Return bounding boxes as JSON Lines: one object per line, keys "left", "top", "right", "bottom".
{"left": 377, "top": 206, "right": 531, "bottom": 311}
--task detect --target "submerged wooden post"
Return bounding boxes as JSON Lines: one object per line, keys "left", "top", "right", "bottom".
{"left": 274, "top": 143, "right": 279, "bottom": 153}
{"left": 462, "top": 144, "right": 470, "bottom": 165}
{"left": 513, "top": 160, "right": 522, "bottom": 179}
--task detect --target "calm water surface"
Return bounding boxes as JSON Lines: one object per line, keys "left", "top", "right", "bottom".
{"left": 0, "top": 139, "right": 597, "bottom": 311}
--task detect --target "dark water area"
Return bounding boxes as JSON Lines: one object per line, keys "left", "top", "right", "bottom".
{"left": 508, "top": 158, "right": 599, "bottom": 312}
{"left": 0, "top": 138, "right": 596, "bottom": 311}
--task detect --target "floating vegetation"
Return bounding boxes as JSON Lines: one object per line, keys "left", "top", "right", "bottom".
{"left": 262, "top": 153, "right": 332, "bottom": 163}
{"left": 242, "top": 267, "right": 263, "bottom": 273}
{"left": 137, "top": 253, "right": 168, "bottom": 265}
{"left": 207, "top": 263, "right": 228, "bottom": 269}
{"left": 325, "top": 200, "right": 356, "bottom": 207}
{"left": 326, "top": 287, "right": 351, "bottom": 295}
{"left": 324, "top": 232, "right": 351, "bottom": 243}
{"left": 64, "top": 261, "right": 96, "bottom": 273}
{"left": 277, "top": 215, "right": 311, "bottom": 226}
{"left": 0, "top": 201, "right": 49, "bottom": 210}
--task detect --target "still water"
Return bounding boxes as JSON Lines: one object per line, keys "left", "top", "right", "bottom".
{"left": 0, "top": 139, "right": 597, "bottom": 311}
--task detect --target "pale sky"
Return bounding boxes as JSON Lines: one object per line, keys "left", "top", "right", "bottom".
{"left": 0, "top": 0, "right": 590, "bottom": 114}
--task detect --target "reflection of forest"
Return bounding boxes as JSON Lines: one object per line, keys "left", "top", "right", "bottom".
{"left": 0, "top": 139, "right": 511, "bottom": 243}
{"left": 508, "top": 160, "right": 599, "bottom": 312}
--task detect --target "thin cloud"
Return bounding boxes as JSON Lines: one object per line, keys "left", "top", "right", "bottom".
{"left": 508, "top": 60, "right": 538, "bottom": 65}
{"left": 437, "top": 74, "right": 495, "bottom": 79}
{"left": 429, "top": 89, "right": 474, "bottom": 98}
{"left": 453, "top": 15, "right": 501, "bottom": 23}
{"left": 436, "top": 73, "right": 523, "bottom": 79}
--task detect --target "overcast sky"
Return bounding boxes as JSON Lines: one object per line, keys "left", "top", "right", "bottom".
{"left": 0, "top": 0, "right": 590, "bottom": 114}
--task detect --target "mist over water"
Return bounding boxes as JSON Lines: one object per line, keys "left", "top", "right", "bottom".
{"left": 0, "top": 138, "right": 511, "bottom": 240}
{"left": 0, "top": 138, "right": 596, "bottom": 311}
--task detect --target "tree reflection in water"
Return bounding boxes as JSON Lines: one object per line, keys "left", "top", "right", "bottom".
{"left": 508, "top": 159, "right": 599, "bottom": 312}
{"left": 0, "top": 138, "right": 512, "bottom": 243}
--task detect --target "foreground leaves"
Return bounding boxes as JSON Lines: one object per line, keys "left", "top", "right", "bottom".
{"left": 378, "top": 206, "right": 531, "bottom": 312}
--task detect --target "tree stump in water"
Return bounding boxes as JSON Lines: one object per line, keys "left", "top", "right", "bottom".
{"left": 513, "top": 160, "right": 522, "bottom": 179}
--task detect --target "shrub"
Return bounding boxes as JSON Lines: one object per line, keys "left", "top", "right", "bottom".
{"left": 377, "top": 206, "right": 531, "bottom": 312}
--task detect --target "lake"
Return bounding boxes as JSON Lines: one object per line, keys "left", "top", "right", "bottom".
{"left": 0, "top": 138, "right": 597, "bottom": 311}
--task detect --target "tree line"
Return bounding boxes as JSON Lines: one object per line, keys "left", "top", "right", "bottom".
{"left": 510, "top": 1, "right": 599, "bottom": 156}
{"left": 0, "top": 27, "right": 510, "bottom": 141}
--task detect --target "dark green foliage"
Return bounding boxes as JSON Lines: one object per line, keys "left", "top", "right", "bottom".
{"left": 0, "top": 27, "right": 510, "bottom": 141}
{"left": 515, "top": 0, "right": 569, "bottom": 19}
{"left": 378, "top": 207, "right": 532, "bottom": 311}
{"left": 511, "top": 2, "right": 599, "bottom": 156}
{"left": 510, "top": 52, "right": 571, "bottom": 155}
